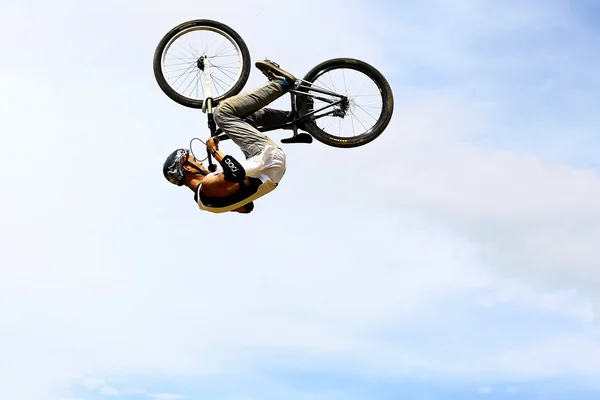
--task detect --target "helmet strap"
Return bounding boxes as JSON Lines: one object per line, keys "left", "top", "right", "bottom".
{"left": 184, "top": 160, "right": 208, "bottom": 176}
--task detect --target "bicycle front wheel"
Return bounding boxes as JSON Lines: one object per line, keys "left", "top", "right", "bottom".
{"left": 153, "top": 19, "right": 251, "bottom": 109}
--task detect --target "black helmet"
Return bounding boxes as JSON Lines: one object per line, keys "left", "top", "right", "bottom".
{"left": 163, "top": 148, "right": 190, "bottom": 186}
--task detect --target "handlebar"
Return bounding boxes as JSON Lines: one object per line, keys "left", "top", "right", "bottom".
{"left": 203, "top": 97, "right": 231, "bottom": 172}
{"left": 199, "top": 57, "right": 232, "bottom": 172}
{"left": 206, "top": 133, "right": 231, "bottom": 172}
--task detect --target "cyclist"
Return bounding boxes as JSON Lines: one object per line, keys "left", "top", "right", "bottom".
{"left": 162, "top": 60, "right": 297, "bottom": 214}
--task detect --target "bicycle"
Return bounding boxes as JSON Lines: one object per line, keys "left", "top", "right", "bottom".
{"left": 153, "top": 19, "right": 394, "bottom": 171}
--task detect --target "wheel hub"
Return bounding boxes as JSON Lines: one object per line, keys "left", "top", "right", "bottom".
{"left": 333, "top": 97, "right": 350, "bottom": 117}
{"left": 197, "top": 56, "right": 206, "bottom": 71}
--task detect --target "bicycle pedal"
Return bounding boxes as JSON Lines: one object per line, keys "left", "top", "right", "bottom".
{"left": 281, "top": 132, "right": 313, "bottom": 144}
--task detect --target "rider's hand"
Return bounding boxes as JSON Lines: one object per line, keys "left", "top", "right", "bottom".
{"left": 206, "top": 136, "right": 220, "bottom": 153}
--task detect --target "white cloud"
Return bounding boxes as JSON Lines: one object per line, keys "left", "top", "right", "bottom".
{"left": 366, "top": 110, "right": 600, "bottom": 306}
{"left": 478, "top": 282, "right": 595, "bottom": 322}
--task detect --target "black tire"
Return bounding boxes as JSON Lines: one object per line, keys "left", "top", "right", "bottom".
{"left": 296, "top": 58, "right": 394, "bottom": 148}
{"left": 153, "top": 19, "right": 251, "bottom": 109}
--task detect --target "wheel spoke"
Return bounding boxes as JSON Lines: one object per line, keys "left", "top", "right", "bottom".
{"left": 355, "top": 103, "right": 380, "bottom": 122}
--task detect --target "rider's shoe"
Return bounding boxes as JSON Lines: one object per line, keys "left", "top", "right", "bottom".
{"left": 255, "top": 59, "right": 297, "bottom": 90}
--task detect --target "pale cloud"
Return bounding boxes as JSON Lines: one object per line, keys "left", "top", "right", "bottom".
{"left": 477, "top": 281, "right": 595, "bottom": 322}
{"left": 80, "top": 378, "right": 104, "bottom": 390}
{"left": 365, "top": 110, "right": 600, "bottom": 308}
{"left": 491, "top": 337, "right": 600, "bottom": 378}
{"left": 99, "top": 386, "right": 120, "bottom": 396}
{"left": 77, "top": 378, "right": 120, "bottom": 398}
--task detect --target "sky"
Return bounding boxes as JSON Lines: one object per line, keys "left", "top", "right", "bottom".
{"left": 1, "top": 0, "right": 600, "bottom": 399}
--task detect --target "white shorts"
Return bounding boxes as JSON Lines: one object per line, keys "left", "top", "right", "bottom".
{"left": 196, "top": 144, "right": 286, "bottom": 213}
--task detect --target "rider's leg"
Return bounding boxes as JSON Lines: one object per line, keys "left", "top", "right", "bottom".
{"left": 245, "top": 108, "right": 292, "bottom": 130}
{"left": 214, "top": 60, "right": 297, "bottom": 159}
{"left": 214, "top": 81, "right": 288, "bottom": 159}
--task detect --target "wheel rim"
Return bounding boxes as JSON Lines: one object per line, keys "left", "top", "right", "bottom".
{"left": 303, "top": 67, "right": 385, "bottom": 140}
{"left": 160, "top": 26, "right": 245, "bottom": 103}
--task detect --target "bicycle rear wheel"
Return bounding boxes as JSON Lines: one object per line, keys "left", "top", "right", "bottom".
{"left": 296, "top": 58, "right": 394, "bottom": 148}
{"left": 153, "top": 19, "right": 251, "bottom": 109}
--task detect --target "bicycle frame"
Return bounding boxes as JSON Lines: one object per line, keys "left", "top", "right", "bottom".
{"left": 204, "top": 75, "right": 349, "bottom": 171}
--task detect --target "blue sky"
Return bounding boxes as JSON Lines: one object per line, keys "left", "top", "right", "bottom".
{"left": 378, "top": 0, "right": 600, "bottom": 169}
{"left": 1, "top": 1, "right": 600, "bottom": 400}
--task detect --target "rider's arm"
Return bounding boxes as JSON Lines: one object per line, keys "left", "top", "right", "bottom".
{"left": 210, "top": 148, "right": 246, "bottom": 182}
{"left": 210, "top": 148, "right": 225, "bottom": 163}
{"left": 207, "top": 137, "right": 262, "bottom": 180}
